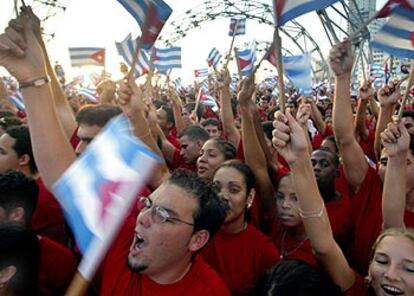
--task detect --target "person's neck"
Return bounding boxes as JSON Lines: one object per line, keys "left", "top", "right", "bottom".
{"left": 318, "top": 183, "right": 339, "bottom": 203}
{"left": 148, "top": 255, "right": 193, "bottom": 285}
{"left": 221, "top": 217, "right": 246, "bottom": 234}
{"left": 286, "top": 224, "right": 307, "bottom": 240}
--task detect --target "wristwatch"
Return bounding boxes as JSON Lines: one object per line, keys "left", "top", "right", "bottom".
{"left": 19, "top": 76, "right": 50, "bottom": 89}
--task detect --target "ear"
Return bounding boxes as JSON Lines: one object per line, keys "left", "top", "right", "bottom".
{"left": 18, "top": 154, "right": 30, "bottom": 168}
{"left": 0, "top": 266, "right": 17, "bottom": 287}
{"left": 7, "top": 207, "right": 24, "bottom": 223}
{"left": 188, "top": 229, "right": 210, "bottom": 252}
{"left": 246, "top": 188, "right": 255, "bottom": 209}
{"left": 196, "top": 140, "right": 204, "bottom": 149}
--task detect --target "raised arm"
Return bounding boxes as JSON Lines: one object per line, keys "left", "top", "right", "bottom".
{"left": 330, "top": 40, "right": 368, "bottom": 192}
{"left": 374, "top": 81, "right": 400, "bottom": 161}
{"left": 380, "top": 119, "right": 410, "bottom": 229}
{"left": 239, "top": 77, "right": 277, "bottom": 221}
{"left": 0, "top": 13, "right": 75, "bottom": 189}
{"left": 218, "top": 68, "right": 240, "bottom": 148}
{"left": 168, "top": 86, "right": 186, "bottom": 134}
{"left": 307, "top": 98, "right": 326, "bottom": 136}
{"left": 354, "top": 81, "right": 374, "bottom": 142}
{"left": 27, "top": 8, "right": 77, "bottom": 140}
{"left": 272, "top": 110, "right": 355, "bottom": 292}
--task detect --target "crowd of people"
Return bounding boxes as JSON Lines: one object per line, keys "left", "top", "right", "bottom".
{"left": 0, "top": 7, "right": 413, "bottom": 296}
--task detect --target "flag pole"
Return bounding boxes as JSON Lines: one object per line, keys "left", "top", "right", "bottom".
{"left": 65, "top": 271, "right": 89, "bottom": 296}
{"left": 398, "top": 63, "right": 414, "bottom": 121}
{"left": 224, "top": 19, "right": 239, "bottom": 69}
{"left": 144, "top": 49, "right": 156, "bottom": 102}
{"left": 273, "top": 27, "right": 286, "bottom": 113}
{"left": 233, "top": 48, "right": 242, "bottom": 79}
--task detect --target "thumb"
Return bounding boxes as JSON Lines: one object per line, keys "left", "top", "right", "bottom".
{"left": 286, "top": 108, "right": 301, "bottom": 131}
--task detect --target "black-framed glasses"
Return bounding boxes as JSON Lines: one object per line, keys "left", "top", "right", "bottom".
{"left": 137, "top": 196, "right": 194, "bottom": 226}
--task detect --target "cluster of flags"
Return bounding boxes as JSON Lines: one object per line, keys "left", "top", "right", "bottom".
{"left": 198, "top": 79, "right": 219, "bottom": 111}
{"left": 115, "top": 34, "right": 151, "bottom": 77}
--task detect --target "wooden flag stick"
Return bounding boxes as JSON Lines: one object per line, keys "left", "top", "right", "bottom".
{"left": 224, "top": 20, "right": 239, "bottom": 69}
{"left": 251, "top": 50, "right": 269, "bottom": 77}
{"left": 65, "top": 271, "right": 89, "bottom": 296}
{"left": 398, "top": 63, "right": 414, "bottom": 121}
{"left": 127, "top": 37, "right": 143, "bottom": 80}
{"left": 144, "top": 52, "right": 156, "bottom": 102}
{"left": 273, "top": 27, "right": 286, "bottom": 113}
{"left": 233, "top": 48, "right": 242, "bottom": 79}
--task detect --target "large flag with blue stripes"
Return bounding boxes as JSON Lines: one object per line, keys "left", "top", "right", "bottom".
{"left": 235, "top": 42, "right": 256, "bottom": 77}
{"left": 282, "top": 53, "right": 312, "bottom": 95}
{"left": 153, "top": 47, "right": 181, "bottom": 73}
{"left": 207, "top": 48, "right": 222, "bottom": 68}
{"left": 52, "top": 114, "right": 160, "bottom": 280}
{"left": 117, "top": 0, "right": 172, "bottom": 49}
{"left": 274, "top": 0, "right": 339, "bottom": 26}
{"left": 69, "top": 47, "right": 105, "bottom": 67}
{"left": 371, "top": 6, "right": 414, "bottom": 59}
{"left": 228, "top": 17, "right": 246, "bottom": 36}
{"left": 116, "top": 34, "right": 151, "bottom": 77}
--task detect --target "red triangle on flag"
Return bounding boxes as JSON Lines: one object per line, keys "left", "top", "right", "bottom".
{"left": 239, "top": 57, "right": 250, "bottom": 70}
{"left": 89, "top": 49, "right": 105, "bottom": 66}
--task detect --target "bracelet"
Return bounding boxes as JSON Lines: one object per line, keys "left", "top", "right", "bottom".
{"left": 19, "top": 76, "right": 50, "bottom": 89}
{"left": 298, "top": 201, "right": 324, "bottom": 219}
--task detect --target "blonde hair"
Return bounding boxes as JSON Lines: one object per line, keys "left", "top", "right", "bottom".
{"left": 370, "top": 228, "right": 414, "bottom": 260}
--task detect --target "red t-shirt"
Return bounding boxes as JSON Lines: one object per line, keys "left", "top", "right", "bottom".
{"left": 343, "top": 272, "right": 369, "bottom": 296}
{"left": 349, "top": 167, "right": 414, "bottom": 276}
{"left": 271, "top": 222, "right": 318, "bottom": 267}
{"left": 38, "top": 236, "right": 78, "bottom": 295}
{"left": 201, "top": 224, "right": 279, "bottom": 295}
{"left": 32, "top": 178, "right": 67, "bottom": 245}
{"left": 326, "top": 196, "right": 353, "bottom": 249}
{"left": 100, "top": 216, "right": 230, "bottom": 296}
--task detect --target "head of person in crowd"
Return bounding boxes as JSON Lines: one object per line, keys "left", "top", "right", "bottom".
{"left": 258, "top": 259, "right": 341, "bottom": 296}
{"left": 197, "top": 138, "right": 236, "bottom": 180}
{"left": 75, "top": 104, "right": 122, "bottom": 155}
{"left": 276, "top": 173, "right": 302, "bottom": 229}
{"left": 0, "top": 116, "right": 21, "bottom": 137}
{"left": 402, "top": 110, "right": 414, "bottom": 135}
{"left": 286, "top": 97, "right": 299, "bottom": 117}
{"left": 179, "top": 125, "right": 210, "bottom": 166}
{"left": 212, "top": 160, "right": 255, "bottom": 232}
{"left": 156, "top": 104, "right": 175, "bottom": 136}
{"left": 378, "top": 134, "right": 414, "bottom": 190}
{"left": 317, "top": 96, "right": 331, "bottom": 112}
{"left": 367, "top": 228, "right": 414, "bottom": 296}
{"left": 0, "top": 171, "right": 39, "bottom": 227}
{"left": 259, "top": 95, "right": 271, "bottom": 112}
{"left": 350, "top": 91, "right": 358, "bottom": 111}
{"left": 182, "top": 102, "right": 204, "bottom": 126}
{"left": 200, "top": 118, "right": 221, "bottom": 139}
{"left": 0, "top": 222, "right": 40, "bottom": 296}
{"left": 128, "top": 170, "right": 228, "bottom": 281}
{"left": 311, "top": 148, "right": 340, "bottom": 201}
{"left": 321, "top": 135, "right": 339, "bottom": 155}
{"left": 0, "top": 126, "right": 37, "bottom": 176}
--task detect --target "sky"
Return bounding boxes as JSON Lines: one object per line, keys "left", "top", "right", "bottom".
{"left": 0, "top": 0, "right": 387, "bottom": 84}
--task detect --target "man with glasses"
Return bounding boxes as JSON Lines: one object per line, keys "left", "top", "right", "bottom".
{"left": 100, "top": 170, "right": 231, "bottom": 295}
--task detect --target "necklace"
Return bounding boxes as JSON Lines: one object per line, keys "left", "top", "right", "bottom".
{"left": 279, "top": 230, "right": 308, "bottom": 260}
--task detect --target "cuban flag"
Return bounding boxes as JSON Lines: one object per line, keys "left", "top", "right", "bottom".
{"left": 235, "top": 43, "right": 256, "bottom": 77}
{"left": 228, "top": 17, "right": 246, "bottom": 36}
{"left": 172, "top": 78, "right": 186, "bottom": 96}
{"left": 153, "top": 47, "right": 181, "bottom": 73}
{"left": 376, "top": 0, "right": 414, "bottom": 18}
{"left": 116, "top": 34, "right": 151, "bottom": 77}
{"left": 274, "top": 0, "right": 339, "bottom": 26}
{"left": 7, "top": 95, "right": 25, "bottom": 111}
{"left": 77, "top": 88, "right": 100, "bottom": 103}
{"left": 69, "top": 47, "right": 106, "bottom": 67}
{"left": 194, "top": 68, "right": 210, "bottom": 77}
{"left": 371, "top": 6, "right": 414, "bottom": 59}
{"left": 207, "top": 48, "right": 222, "bottom": 68}
{"left": 368, "top": 64, "right": 386, "bottom": 88}
{"left": 52, "top": 115, "right": 160, "bottom": 279}
{"left": 282, "top": 53, "right": 312, "bottom": 95}
{"left": 198, "top": 79, "right": 219, "bottom": 111}
{"left": 117, "top": 0, "right": 172, "bottom": 49}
